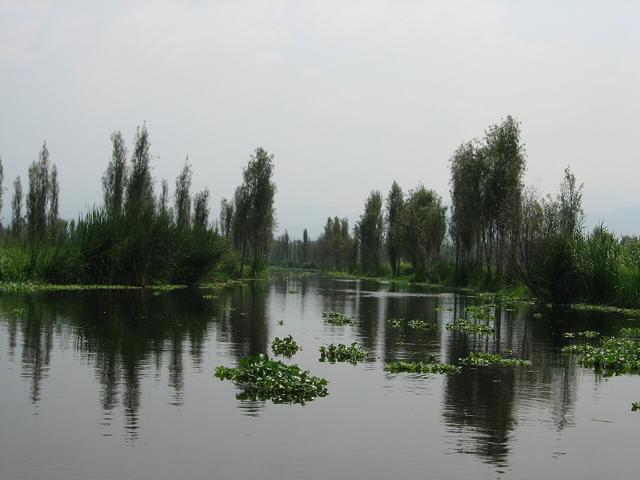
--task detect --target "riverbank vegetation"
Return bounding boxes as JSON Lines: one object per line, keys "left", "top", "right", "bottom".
{"left": 0, "top": 126, "right": 276, "bottom": 286}
{"left": 269, "top": 116, "right": 640, "bottom": 309}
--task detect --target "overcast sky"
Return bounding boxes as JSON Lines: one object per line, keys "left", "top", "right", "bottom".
{"left": 1, "top": 0, "right": 639, "bottom": 237}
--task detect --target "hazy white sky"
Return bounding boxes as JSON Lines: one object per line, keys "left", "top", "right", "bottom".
{"left": 1, "top": 0, "right": 639, "bottom": 236}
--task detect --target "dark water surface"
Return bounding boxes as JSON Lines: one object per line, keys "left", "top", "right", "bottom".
{"left": 1, "top": 274, "right": 638, "bottom": 480}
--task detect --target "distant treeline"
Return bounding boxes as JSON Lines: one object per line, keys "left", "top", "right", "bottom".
{"left": 0, "top": 125, "right": 276, "bottom": 285}
{"left": 270, "top": 116, "right": 640, "bottom": 308}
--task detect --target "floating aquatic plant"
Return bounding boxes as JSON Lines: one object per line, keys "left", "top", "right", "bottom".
{"left": 464, "top": 304, "right": 496, "bottom": 321}
{"left": 319, "top": 343, "right": 367, "bottom": 364}
{"left": 458, "top": 352, "right": 531, "bottom": 367}
{"left": 562, "top": 337, "right": 640, "bottom": 375}
{"left": 563, "top": 331, "right": 599, "bottom": 339}
{"left": 533, "top": 313, "right": 543, "bottom": 319}
{"left": 385, "top": 360, "right": 461, "bottom": 374}
{"left": 322, "top": 311, "right": 353, "bottom": 325}
{"left": 277, "top": 320, "right": 284, "bottom": 326}
{"left": 202, "top": 294, "right": 217, "bottom": 300}
{"left": 271, "top": 335, "right": 301, "bottom": 357}
{"left": 619, "top": 327, "right": 640, "bottom": 337}
{"left": 10, "top": 307, "right": 25, "bottom": 315}
{"left": 446, "top": 319, "right": 494, "bottom": 334}
{"left": 214, "top": 354, "right": 328, "bottom": 404}
{"left": 632, "top": 401, "right": 640, "bottom": 411}
{"left": 387, "top": 318, "right": 403, "bottom": 328}
{"left": 407, "top": 319, "right": 433, "bottom": 330}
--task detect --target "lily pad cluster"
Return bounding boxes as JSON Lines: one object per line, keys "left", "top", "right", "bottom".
{"left": 319, "top": 343, "right": 367, "bottom": 364}
{"left": 214, "top": 354, "right": 328, "bottom": 404}
{"left": 562, "top": 337, "right": 640, "bottom": 375}
{"left": 322, "top": 311, "right": 353, "bottom": 325}
{"left": 271, "top": 335, "right": 301, "bottom": 357}
{"left": 458, "top": 352, "right": 532, "bottom": 367}
{"left": 384, "top": 360, "right": 461, "bottom": 374}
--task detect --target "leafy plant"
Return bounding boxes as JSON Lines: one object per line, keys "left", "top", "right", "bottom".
{"left": 562, "top": 337, "right": 640, "bottom": 375}
{"left": 446, "top": 318, "right": 494, "bottom": 334}
{"left": 384, "top": 360, "right": 461, "bottom": 374}
{"left": 214, "top": 354, "right": 328, "bottom": 404}
{"left": 619, "top": 327, "right": 640, "bottom": 337}
{"left": 632, "top": 401, "right": 640, "bottom": 411}
{"left": 458, "top": 352, "right": 531, "bottom": 367}
{"left": 407, "top": 319, "right": 433, "bottom": 330}
{"left": 322, "top": 311, "right": 353, "bottom": 325}
{"left": 271, "top": 335, "right": 301, "bottom": 357}
{"left": 387, "top": 318, "right": 402, "bottom": 328}
{"left": 319, "top": 343, "right": 367, "bottom": 364}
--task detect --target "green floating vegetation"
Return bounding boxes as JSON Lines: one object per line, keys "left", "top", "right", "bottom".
{"left": 562, "top": 337, "right": 640, "bottom": 375}
{"left": 533, "top": 313, "right": 543, "bottom": 319}
{"left": 434, "top": 306, "right": 454, "bottom": 312}
{"left": 458, "top": 352, "right": 532, "bottom": 367}
{"left": 385, "top": 360, "right": 461, "bottom": 374}
{"left": 271, "top": 335, "right": 301, "bottom": 357}
{"left": 562, "top": 330, "right": 600, "bottom": 339}
{"left": 387, "top": 318, "right": 403, "bottom": 328}
{"left": 277, "top": 320, "right": 284, "bottom": 326}
{"left": 446, "top": 318, "right": 495, "bottom": 334}
{"left": 10, "top": 307, "right": 26, "bottom": 315}
{"left": 408, "top": 319, "right": 433, "bottom": 330}
{"left": 214, "top": 354, "right": 328, "bottom": 404}
{"left": 632, "top": 402, "right": 640, "bottom": 412}
{"left": 570, "top": 303, "right": 640, "bottom": 317}
{"left": 322, "top": 311, "right": 353, "bottom": 325}
{"left": 202, "top": 294, "right": 217, "bottom": 300}
{"left": 464, "top": 304, "right": 496, "bottom": 321}
{"left": 619, "top": 327, "right": 640, "bottom": 337}
{"left": 319, "top": 343, "right": 367, "bottom": 364}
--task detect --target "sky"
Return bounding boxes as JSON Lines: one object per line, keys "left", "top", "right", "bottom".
{"left": 1, "top": 0, "right": 639, "bottom": 237}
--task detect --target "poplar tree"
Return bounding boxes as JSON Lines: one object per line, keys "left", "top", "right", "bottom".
{"left": 11, "top": 176, "right": 22, "bottom": 237}
{"left": 357, "top": 191, "right": 384, "bottom": 274}
{"left": 192, "top": 188, "right": 210, "bottom": 230}
{"left": 385, "top": 181, "right": 404, "bottom": 276}
{"left": 26, "top": 141, "right": 51, "bottom": 241}
{"left": 125, "top": 125, "right": 154, "bottom": 219}
{"left": 174, "top": 159, "right": 192, "bottom": 230}
{"left": 102, "top": 131, "right": 128, "bottom": 217}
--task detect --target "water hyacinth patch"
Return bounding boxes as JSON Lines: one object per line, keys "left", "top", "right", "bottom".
{"left": 563, "top": 331, "right": 600, "bottom": 339}
{"left": 446, "top": 319, "right": 495, "bottom": 334}
{"left": 387, "top": 318, "right": 403, "bottom": 328}
{"left": 319, "top": 343, "right": 367, "bottom": 364}
{"left": 632, "top": 401, "right": 640, "bottom": 411}
{"left": 385, "top": 360, "right": 461, "bottom": 374}
{"left": 619, "top": 327, "right": 640, "bottom": 337}
{"left": 562, "top": 337, "right": 640, "bottom": 375}
{"left": 322, "top": 311, "right": 353, "bottom": 325}
{"left": 458, "top": 352, "right": 532, "bottom": 367}
{"left": 214, "top": 354, "right": 328, "bottom": 404}
{"left": 407, "top": 319, "right": 433, "bottom": 330}
{"left": 271, "top": 335, "right": 301, "bottom": 357}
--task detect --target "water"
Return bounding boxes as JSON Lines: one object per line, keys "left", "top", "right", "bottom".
{"left": 1, "top": 274, "right": 638, "bottom": 480}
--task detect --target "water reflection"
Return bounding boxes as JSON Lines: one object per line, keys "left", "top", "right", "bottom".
{"left": 0, "top": 275, "right": 635, "bottom": 471}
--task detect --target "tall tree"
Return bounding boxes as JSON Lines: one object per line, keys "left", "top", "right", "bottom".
{"left": 192, "top": 188, "right": 210, "bottom": 230}
{"left": 26, "top": 141, "right": 51, "bottom": 241}
{"left": 558, "top": 166, "right": 583, "bottom": 237}
{"left": 158, "top": 178, "right": 170, "bottom": 217}
{"left": 125, "top": 125, "right": 154, "bottom": 218}
{"left": 219, "top": 197, "right": 234, "bottom": 238}
{"left": 174, "top": 159, "right": 192, "bottom": 230}
{"left": 302, "top": 228, "right": 309, "bottom": 265}
{"left": 102, "top": 131, "right": 128, "bottom": 217}
{"left": 242, "top": 147, "right": 276, "bottom": 274}
{"left": 11, "top": 176, "right": 23, "bottom": 237}
{"left": 385, "top": 181, "right": 404, "bottom": 276}
{"left": 48, "top": 164, "right": 59, "bottom": 233}
{"left": 232, "top": 185, "right": 250, "bottom": 272}
{"left": 0, "top": 156, "right": 4, "bottom": 223}
{"left": 357, "top": 190, "right": 384, "bottom": 274}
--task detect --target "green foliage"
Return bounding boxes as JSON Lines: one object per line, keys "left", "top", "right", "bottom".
{"left": 319, "top": 343, "right": 367, "bottom": 364}
{"left": 214, "top": 354, "right": 328, "bottom": 404}
{"left": 271, "top": 335, "right": 301, "bottom": 357}
{"left": 357, "top": 191, "right": 384, "bottom": 274}
{"left": 632, "top": 402, "right": 640, "bottom": 411}
{"left": 387, "top": 318, "right": 403, "bottom": 328}
{"left": 458, "top": 352, "right": 531, "bottom": 367}
{"left": 322, "top": 311, "right": 353, "bottom": 325}
{"left": 619, "top": 328, "right": 640, "bottom": 337}
{"left": 562, "top": 337, "right": 640, "bottom": 375}
{"left": 446, "top": 319, "right": 495, "bottom": 334}
{"left": 385, "top": 360, "right": 461, "bottom": 374}
{"left": 407, "top": 319, "right": 433, "bottom": 330}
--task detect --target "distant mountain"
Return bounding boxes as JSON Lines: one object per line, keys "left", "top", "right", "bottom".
{"left": 585, "top": 207, "right": 640, "bottom": 237}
